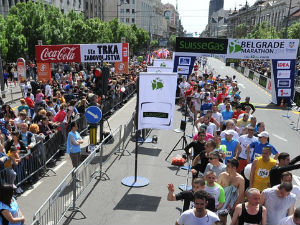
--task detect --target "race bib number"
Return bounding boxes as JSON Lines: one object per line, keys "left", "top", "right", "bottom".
{"left": 226, "top": 151, "right": 232, "bottom": 157}
{"left": 257, "top": 168, "right": 269, "bottom": 178}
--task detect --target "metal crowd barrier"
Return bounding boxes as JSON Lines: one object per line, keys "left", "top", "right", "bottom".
{"left": 33, "top": 125, "right": 124, "bottom": 225}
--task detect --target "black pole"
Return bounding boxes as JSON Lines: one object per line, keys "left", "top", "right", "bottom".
{"left": 0, "top": 50, "right": 5, "bottom": 98}
{"left": 134, "top": 75, "right": 140, "bottom": 183}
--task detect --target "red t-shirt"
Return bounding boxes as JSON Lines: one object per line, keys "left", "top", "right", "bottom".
{"left": 216, "top": 92, "right": 228, "bottom": 105}
{"left": 25, "top": 97, "right": 35, "bottom": 108}
{"left": 233, "top": 110, "right": 245, "bottom": 119}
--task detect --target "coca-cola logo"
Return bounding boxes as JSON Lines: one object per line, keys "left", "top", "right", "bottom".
{"left": 40, "top": 47, "right": 78, "bottom": 61}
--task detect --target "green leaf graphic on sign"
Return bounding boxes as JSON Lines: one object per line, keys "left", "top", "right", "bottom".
{"left": 229, "top": 40, "right": 242, "bottom": 53}
{"left": 151, "top": 78, "right": 164, "bottom": 90}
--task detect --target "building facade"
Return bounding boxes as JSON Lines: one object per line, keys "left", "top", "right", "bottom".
{"left": 0, "top": 0, "right": 84, "bottom": 17}
{"left": 227, "top": 0, "right": 300, "bottom": 38}
{"left": 208, "top": 0, "right": 224, "bottom": 23}
{"left": 84, "top": 0, "right": 103, "bottom": 19}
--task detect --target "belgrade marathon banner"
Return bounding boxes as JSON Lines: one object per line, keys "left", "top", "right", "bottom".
{"left": 173, "top": 53, "right": 196, "bottom": 75}
{"left": 138, "top": 72, "right": 177, "bottom": 130}
{"left": 175, "top": 37, "right": 228, "bottom": 58}
{"left": 227, "top": 39, "right": 299, "bottom": 60}
{"left": 35, "top": 43, "right": 129, "bottom": 63}
{"left": 271, "top": 59, "right": 296, "bottom": 105}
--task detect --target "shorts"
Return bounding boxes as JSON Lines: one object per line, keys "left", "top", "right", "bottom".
{"left": 237, "top": 158, "right": 248, "bottom": 173}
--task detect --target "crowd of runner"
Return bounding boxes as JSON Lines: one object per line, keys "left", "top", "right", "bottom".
{"left": 168, "top": 58, "right": 300, "bottom": 225}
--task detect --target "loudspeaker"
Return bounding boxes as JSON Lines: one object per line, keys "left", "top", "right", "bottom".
{"left": 180, "top": 119, "right": 186, "bottom": 131}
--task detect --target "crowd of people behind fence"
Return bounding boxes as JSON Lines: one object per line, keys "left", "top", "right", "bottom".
{"left": 169, "top": 57, "right": 300, "bottom": 225}
{"left": 0, "top": 60, "right": 141, "bottom": 191}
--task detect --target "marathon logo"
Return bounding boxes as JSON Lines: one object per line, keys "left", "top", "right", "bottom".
{"left": 278, "top": 89, "right": 291, "bottom": 97}
{"left": 277, "top": 61, "right": 291, "bottom": 69}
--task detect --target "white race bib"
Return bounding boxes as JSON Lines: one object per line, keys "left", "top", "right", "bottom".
{"left": 257, "top": 168, "right": 269, "bottom": 178}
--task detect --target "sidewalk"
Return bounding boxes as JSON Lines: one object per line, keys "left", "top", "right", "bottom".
{"left": 1, "top": 83, "right": 23, "bottom": 104}
{"left": 17, "top": 95, "right": 138, "bottom": 224}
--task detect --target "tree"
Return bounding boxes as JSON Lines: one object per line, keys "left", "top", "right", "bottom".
{"left": 5, "top": 14, "right": 27, "bottom": 61}
{"left": 287, "top": 22, "right": 300, "bottom": 39}
{"left": 0, "top": 16, "right": 8, "bottom": 58}
{"left": 169, "top": 34, "right": 176, "bottom": 49}
{"left": 131, "top": 24, "right": 150, "bottom": 54}
{"left": 234, "top": 24, "right": 248, "bottom": 38}
{"left": 247, "top": 21, "right": 279, "bottom": 39}
{"left": 150, "top": 40, "right": 158, "bottom": 48}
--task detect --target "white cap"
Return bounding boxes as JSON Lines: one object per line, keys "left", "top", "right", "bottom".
{"left": 258, "top": 131, "right": 269, "bottom": 138}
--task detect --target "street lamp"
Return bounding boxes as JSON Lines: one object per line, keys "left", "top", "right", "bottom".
{"left": 117, "top": 1, "right": 128, "bottom": 21}
{"left": 284, "top": 0, "right": 293, "bottom": 38}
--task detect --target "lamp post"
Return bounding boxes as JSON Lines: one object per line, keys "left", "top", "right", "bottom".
{"left": 0, "top": 49, "right": 5, "bottom": 98}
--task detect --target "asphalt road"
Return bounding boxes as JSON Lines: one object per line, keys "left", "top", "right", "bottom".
{"left": 17, "top": 57, "right": 300, "bottom": 224}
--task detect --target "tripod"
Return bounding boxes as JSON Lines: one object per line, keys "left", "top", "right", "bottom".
{"left": 165, "top": 98, "right": 189, "bottom": 161}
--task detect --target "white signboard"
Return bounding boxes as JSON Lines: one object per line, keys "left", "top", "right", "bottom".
{"left": 147, "top": 66, "right": 173, "bottom": 73}
{"left": 278, "top": 89, "right": 292, "bottom": 97}
{"left": 138, "top": 72, "right": 177, "bottom": 130}
{"left": 80, "top": 43, "right": 128, "bottom": 62}
{"left": 277, "top": 70, "right": 291, "bottom": 79}
{"left": 153, "top": 59, "right": 173, "bottom": 68}
{"left": 227, "top": 39, "right": 299, "bottom": 59}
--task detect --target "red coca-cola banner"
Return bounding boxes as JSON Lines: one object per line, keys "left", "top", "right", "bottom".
{"left": 35, "top": 45, "right": 81, "bottom": 63}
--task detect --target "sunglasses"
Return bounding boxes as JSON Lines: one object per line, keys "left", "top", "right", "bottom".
{"left": 209, "top": 157, "right": 217, "bottom": 160}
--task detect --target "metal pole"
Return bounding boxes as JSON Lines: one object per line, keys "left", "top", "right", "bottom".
{"left": 284, "top": 0, "right": 292, "bottom": 38}
{"left": 0, "top": 50, "right": 5, "bottom": 98}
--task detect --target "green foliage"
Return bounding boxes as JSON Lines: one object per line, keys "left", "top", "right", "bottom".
{"left": 247, "top": 21, "right": 279, "bottom": 39}
{"left": 150, "top": 40, "right": 159, "bottom": 48}
{"left": 234, "top": 24, "right": 248, "bottom": 38}
{"left": 0, "top": 1, "right": 150, "bottom": 61}
{"left": 287, "top": 22, "right": 300, "bottom": 39}
{"left": 169, "top": 34, "right": 176, "bottom": 49}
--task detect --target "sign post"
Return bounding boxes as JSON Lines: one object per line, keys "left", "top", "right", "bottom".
{"left": 85, "top": 106, "right": 102, "bottom": 145}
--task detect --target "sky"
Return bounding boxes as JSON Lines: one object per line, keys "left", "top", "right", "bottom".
{"left": 161, "top": 0, "right": 258, "bottom": 35}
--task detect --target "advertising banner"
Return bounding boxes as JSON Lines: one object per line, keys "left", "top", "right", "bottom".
{"left": 35, "top": 45, "right": 81, "bottom": 63}
{"left": 115, "top": 62, "right": 129, "bottom": 74}
{"left": 173, "top": 53, "right": 196, "bottom": 75}
{"left": 153, "top": 59, "right": 173, "bottom": 68}
{"left": 225, "top": 58, "right": 240, "bottom": 66}
{"left": 271, "top": 59, "right": 296, "bottom": 105}
{"left": 37, "top": 63, "right": 51, "bottom": 83}
{"left": 17, "top": 58, "right": 26, "bottom": 83}
{"left": 35, "top": 43, "right": 129, "bottom": 63}
{"left": 80, "top": 43, "right": 129, "bottom": 63}
{"left": 227, "top": 39, "right": 299, "bottom": 59}
{"left": 138, "top": 72, "right": 177, "bottom": 130}
{"left": 147, "top": 66, "right": 173, "bottom": 73}
{"left": 175, "top": 37, "right": 228, "bottom": 57}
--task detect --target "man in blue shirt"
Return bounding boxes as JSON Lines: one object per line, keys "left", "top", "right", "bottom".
{"left": 221, "top": 130, "right": 241, "bottom": 164}
{"left": 246, "top": 131, "right": 278, "bottom": 163}
{"left": 221, "top": 103, "right": 234, "bottom": 123}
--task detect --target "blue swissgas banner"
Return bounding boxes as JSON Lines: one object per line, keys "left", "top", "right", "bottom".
{"left": 173, "top": 55, "right": 196, "bottom": 76}
{"left": 271, "top": 59, "right": 296, "bottom": 105}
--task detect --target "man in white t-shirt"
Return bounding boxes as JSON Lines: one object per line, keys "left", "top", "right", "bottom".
{"left": 274, "top": 172, "right": 300, "bottom": 203}
{"left": 45, "top": 81, "right": 52, "bottom": 97}
{"left": 236, "top": 126, "right": 258, "bottom": 173}
{"left": 212, "top": 105, "right": 223, "bottom": 131}
{"left": 280, "top": 207, "right": 300, "bottom": 225}
{"left": 176, "top": 190, "right": 220, "bottom": 225}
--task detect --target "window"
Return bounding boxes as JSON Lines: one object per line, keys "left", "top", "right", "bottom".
{"left": 126, "top": 18, "right": 130, "bottom": 23}
{"left": 120, "top": 18, "right": 125, "bottom": 22}
{"left": 120, "top": 9, "right": 124, "bottom": 14}
{"left": 132, "top": 0, "right": 135, "bottom": 4}
{"left": 132, "top": 9, "right": 135, "bottom": 13}
{"left": 132, "top": 18, "right": 135, "bottom": 23}
{"left": 126, "top": 9, "right": 130, "bottom": 13}
{"left": 125, "top": 0, "right": 130, "bottom": 3}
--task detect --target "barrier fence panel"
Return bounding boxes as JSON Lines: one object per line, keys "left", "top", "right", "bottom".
{"left": 73, "top": 147, "right": 100, "bottom": 203}
{"left": 33, "top": 169, "right": 75, "bottom": 225}
{"left": 100, "top": 125, "right": 122, "bottom": 165}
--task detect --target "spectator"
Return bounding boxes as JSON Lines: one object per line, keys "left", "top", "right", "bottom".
{"left": 17, "top": 99, "right": 29, "bottom": 115}
{"left": 0, "top": 184, "right": 25, "bottom": 224}
{"left": 66, "top": 121, "right": 83, "bottom": 168}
